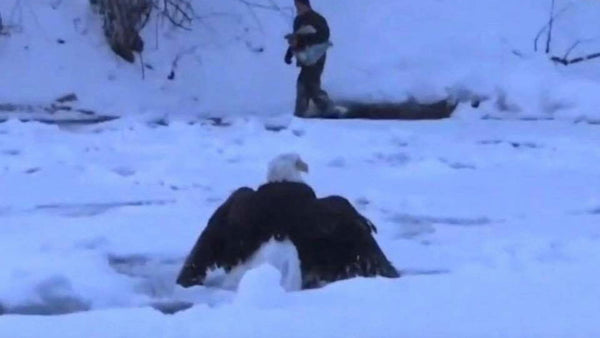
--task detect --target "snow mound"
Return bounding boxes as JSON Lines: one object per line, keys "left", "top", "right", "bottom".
{"left": 204, "top": 238, "right": 302, "bottom": 292}
{"left": 235, "top": 264, "right": 287, "bottom": 308}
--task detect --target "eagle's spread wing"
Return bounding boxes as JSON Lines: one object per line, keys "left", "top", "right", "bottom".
{"left": 177, "top": 183, "right": 399, "bottom": 290}
{"left": 176, "top": 187, "right": 261, "bottom": 288}
{"left": 292, "top": 195, "right": 400, "bottom": 289}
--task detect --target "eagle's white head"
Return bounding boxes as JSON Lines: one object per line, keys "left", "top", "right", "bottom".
{"left": 267, "top": 153, "right": 309, "bottom": 183}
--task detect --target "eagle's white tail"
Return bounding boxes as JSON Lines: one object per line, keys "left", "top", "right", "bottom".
{"left": 204, "top": 237, "right": 302, "bottom": 292}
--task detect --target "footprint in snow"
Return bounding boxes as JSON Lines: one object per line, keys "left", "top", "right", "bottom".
{"left": 354, "top": 197, "right": 370, "bottom": 208}
{"left": 291, "top": 129, "right": 305, "bottom": 137}
{"left": 368, "top": 152, "right": 410, "bottom": 166}
{"left": 438, "top": 158, "right": 476, "bottom": 170}
{"left": 390, "top": 137, "right": 409, "bottom": 148}
{"left": 1, "top": 149, "right": 20, "bottom": 156}
{"left": 75, "top": 237, "right": 109, "bottom": 250}
{"left": 327, "top": 157, "right": 346, "bottom": 168}
{"left": 24, "top": 167, "right": 41, "bottom": 174}
{"left": 588, "top": 207, "right": 600, "bottom": 215}
{"left": 112, "top": 166, "right": 136, "bottom": 177}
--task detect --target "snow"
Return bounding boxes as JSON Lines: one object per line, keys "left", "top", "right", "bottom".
{"left": 235, "top": 263, "right": 287, "bottom": 307}
{"left": 1, "top": 117, "right": 600, "bottom": 336}
{"left": 1, "top": 0, "right": 600, "bottom": 336}
{"left": 2, "top": 0, "right": 600, "bottom": 121}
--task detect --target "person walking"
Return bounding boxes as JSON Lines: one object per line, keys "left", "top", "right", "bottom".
{"left": 284, "top": 0, "right": 337, "bottom": 117}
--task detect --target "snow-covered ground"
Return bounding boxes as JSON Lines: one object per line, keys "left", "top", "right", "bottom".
{"left": 2, "top": 0, "right": 600, "bottom": 336}
{"left": 2, "top": 0, "right": 600, "bottom": 120}
{"left": 1, "top": 114, "right": 600, "bottom": 337}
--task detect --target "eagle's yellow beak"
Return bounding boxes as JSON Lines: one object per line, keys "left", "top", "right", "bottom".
{"left": 295, "top": 159, "right": 309, "bottom": 173}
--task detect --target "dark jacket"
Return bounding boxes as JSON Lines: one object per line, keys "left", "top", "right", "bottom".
{"left": 285, "top": 10, "right": 331, "bottom": 66}
{"left": 292, "top": 10, "right": 330, "bottom": 49}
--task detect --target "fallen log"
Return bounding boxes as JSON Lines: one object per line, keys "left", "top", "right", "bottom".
{"left": 298, "top": 97, "right": 458, "bottom": 120}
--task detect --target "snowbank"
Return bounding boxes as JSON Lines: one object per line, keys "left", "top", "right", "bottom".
{"left": 1, "top": 0, "right": 600, "bottom": 121}
{"left": 1, "top": 116, "right": 600, "bottom": 335}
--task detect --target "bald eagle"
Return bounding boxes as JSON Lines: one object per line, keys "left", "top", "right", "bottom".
{"left": 176, "top": 153, "right": 400, "bottom": 291}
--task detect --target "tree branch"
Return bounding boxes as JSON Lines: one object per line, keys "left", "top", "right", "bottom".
{"left": 168, "top": 45, "right": 200, "bottom": 80}
{"left": 236, "top": 0, "right": 294, "bottom": 22}
{"left": 562, "top": 40, "right": 582, "bottom": 60}
{"left": 551, "top": 52, "right": 600, "bottom": 66}
{"left": 533, "top": 4, "right": 571, "bottom": 52}
{"left": 153, "top": 0, "right": 194, "bottom": 31}
{"left": 545, "top": 0, "right": 555, "bottom": 54}
{"left": 561, "top": 36, "right": 600, "bottom": 60}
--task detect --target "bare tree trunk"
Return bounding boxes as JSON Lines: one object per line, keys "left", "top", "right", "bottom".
{"left": 95, "top": 0, "right": 152, "bottom": 63}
